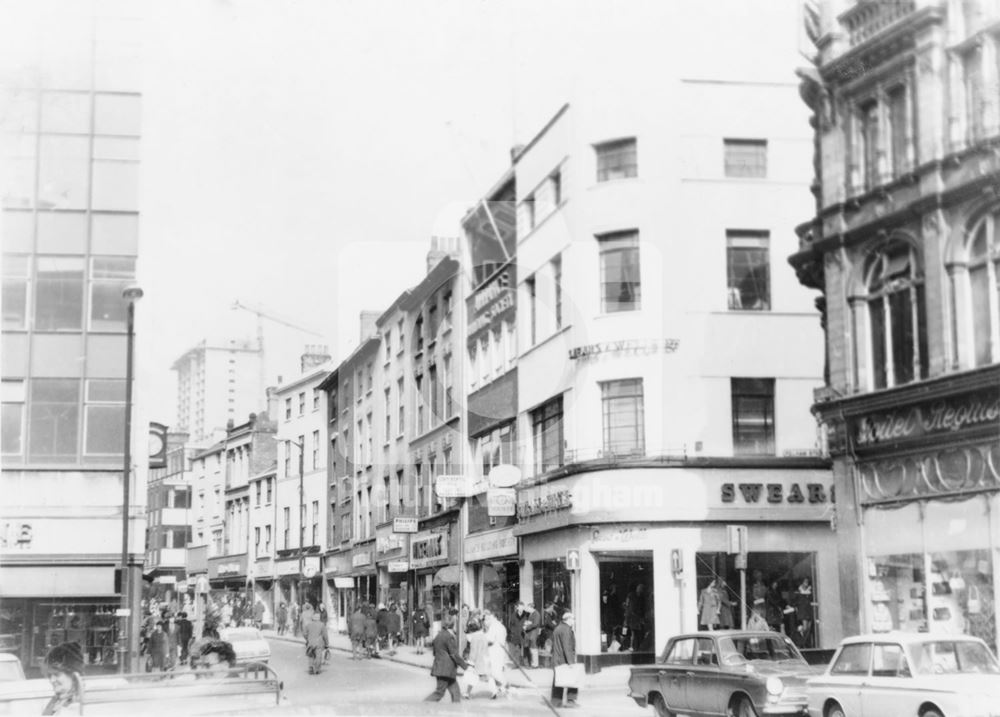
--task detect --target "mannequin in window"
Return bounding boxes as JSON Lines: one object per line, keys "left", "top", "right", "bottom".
{"left": 698, "top": 579, "right": 721, "bottom": 631}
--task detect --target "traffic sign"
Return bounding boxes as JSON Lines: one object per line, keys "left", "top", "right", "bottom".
{"left": 727, "top": 525, "right": 748, "bottom": 555}
{"left": 566, "top": 549, "right": 580, "bottom": 571}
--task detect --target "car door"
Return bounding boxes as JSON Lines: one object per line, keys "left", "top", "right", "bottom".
{"left": 659, "top": 637, "right": 697, "bottom": 714}
{"left": 819, "top": 642, "right": 870, "bottom": 716}
{"left": 685, "top": 637, "right": 725, "bottom": 715}
{"left": 860, "top": 642, "right": 917, "bottom": 717}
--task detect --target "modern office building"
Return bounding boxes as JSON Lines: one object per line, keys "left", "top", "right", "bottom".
{"left": 790, "top": 0, "right": 1000, "bottom": 646}
{"left": 144, "top": 429, "right": 193, "bottom": 600}
{"left": 0, "top": 3, "right": 147, "bottom": 674}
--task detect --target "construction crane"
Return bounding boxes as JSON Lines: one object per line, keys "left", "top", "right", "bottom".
{"left": 230, "top": 300, "right": 325, "bottom": 401}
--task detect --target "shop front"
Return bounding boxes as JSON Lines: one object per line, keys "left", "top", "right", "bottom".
{"left": 836, "top": 378, "right": 1000, "bottom": 650}
{"left": 324, "top": 550, "right": 353, "bottom": 632}
{"left": 409, "top": 527, "right": 454, "bottom": 625}
{"left": 349, "top": 546, "right": 377, "bottom": 606}
{"left": 207, "top": 553, "right": 253, "bottom": 626}
{"left": 515, "top": 464, "right": 839, "bottom": 669}
{"left": 465, "top": 527, "right": 519, "bottom": 627}
{"left": 375, "top": 526, "right": 408, "bottom": 609}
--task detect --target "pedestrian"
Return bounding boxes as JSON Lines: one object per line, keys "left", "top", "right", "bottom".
{"left": 698, "top": 579, "right": 722, "bottom": 631}
{"left": 176, "top": 611, "right": 194, "bottom": 663}
{"left": 300, "top": 601, "right": 315, "bottom": 635}
{"left": 424, "top": 614, "right": 469, "bottom": 703}
{"left": 375, "top": 603, "right": 390, "bottom": 653}
{"left": 385, "top": 602, "right": 402, "bottom": 655}
{"left": 483, "top": 611, "right": 510, "bottom": 697}
{"left": 349, "top": 603, "right": 367, "bottom": 660}
{"left": 792, "top": 577, "right": 814, "bottom": 647}
{"left": 541, "top": 602, "right": 560, "bottom": 654}
{"left": 290, "top": 602, "right": 300, "bottom": 637}
{"left": 318, "top": 603, "right": 328, "bottom": 625}
{"left": 42, "top": 641, "right": 84, "bottom": 715}
{"left": 147, "top": 621, "right": 168, "bottom": 672}
{"left": 164, "top": 613, "right": 180, "bottom": 669}
{"left": 461, "top": 618, "right": 497, "bottom": 699}
{"left": 220, "top": 599, "right": 233, "bottom": 628}
{"left": 253, "top": 599, "right": 266, "bottom": 629}
{"left": 623, "top": 583, "right": 648, "bottom": 651}
{"left": 276, "top": 603, "right": 288, "bottom": 636}
{"left": 303, "top": 613, "right": 328, "bottom": 675}
{"left": 364, "top": 604, "right": 379, "bottom": 658}
{"left": 550, "top": 611, "right": 580, "bottom": 708}
{"left": 411, "top": 604, "right": 430, "bottom": 655}
{"left": 523, "top": 602, "right": 542, "bottom": 667}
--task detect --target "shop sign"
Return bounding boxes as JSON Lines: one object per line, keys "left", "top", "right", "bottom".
{"left": 0, "top": 521, "right": 33, "bottom": 550}
{"left": 591, "top": 526, "right": 647, "bottom": 544}
{"left": 410, "top": 531, "right": 449, "bottom": 569}
{"left": 387, "top": 560, "right": 409, "bottom": 573}
{"left": 195, "top": 575, "right": 210, "bottom": 594}
{"left": 464, "top": 529, "right": 516, "bottom": 561}
{"left": 377, "top": 534, "right": 405, "bottom": 556}
{"left": 156, "top": 575, "right": 177, "bottom": 585}
{"left": 487, "top": 488, "right": 516, "bottom": 517}
{"left": 435, "top": 474, "right": 486, "bottom": 499}
{"left": 352, "top": 552, "right": 372, "bottom": 568}
{"left": 849, "top": 387, "right": 1000, "bottom": 453}
{"left": 217, "top": 562, "right": 241, "bottom": 576}
{"left": 568, "top": 338, "right": 680, "bottom": 361}
{"left": 393, "top": 517, "right": 418, "bottom": 534}
{"left": 720, "top": 482, "right": 832, "bottom": 505}
{"left": 333, "top": 577, "right": 354, "bottom": 589}
{"left": 467, "top": 269, "right": 514, "bottom": 337}
{"left": 516, "top": 489, "right": 572, "bottom": 519}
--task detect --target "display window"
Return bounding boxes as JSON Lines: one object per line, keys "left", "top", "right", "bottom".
{"left": 865, "top": 497, "right": 996, "bottom": 650}
{"left": 532, "top": 560, "right": 571, "bottom": 615}
{"left": 598, "top": 556, "right": 654, "bottom": 653}
{"left": 479, "top": 561, "right": 519, "bottom": 628}
{"left": 696, "top": 551, "right": 817, "bottom": 648}
{"left": 31, "top": 602, "right": 120, "bottom": 671}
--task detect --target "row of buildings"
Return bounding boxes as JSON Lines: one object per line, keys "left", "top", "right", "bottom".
{"left": 3, "top": 0, "right": 999, "bottom": 676}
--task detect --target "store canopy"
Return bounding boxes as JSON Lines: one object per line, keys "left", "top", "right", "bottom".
{"left": 433, "top": 565, "right": 461, "bottom": 586}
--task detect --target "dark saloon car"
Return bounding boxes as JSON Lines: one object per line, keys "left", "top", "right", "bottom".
{"left": 629, "top": 631, "right": 821, "bottom": 717}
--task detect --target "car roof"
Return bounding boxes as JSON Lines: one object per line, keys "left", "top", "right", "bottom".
{"left": 671, "top": 631, "right": 789, "bottom": 640}
{"left": 838, "top": 632, "right": 987, "bottom": 646}
{"left": 0, "top": 653, "right": 20, "bottom": 662}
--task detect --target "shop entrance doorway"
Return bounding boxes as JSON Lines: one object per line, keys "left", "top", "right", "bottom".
{"left": 696, "top": 551, "right": 817, "bottom": 648}
{"left": 597, "top": 553, "right": 654, "bottom": 653}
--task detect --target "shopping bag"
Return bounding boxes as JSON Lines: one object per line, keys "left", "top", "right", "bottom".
{"left": 554, "top": 663, "right": 584, "bottom": 688}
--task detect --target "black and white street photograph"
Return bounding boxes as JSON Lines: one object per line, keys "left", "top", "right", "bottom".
{"left": 1, "top": 0, "right": 1000, "bottom": 715}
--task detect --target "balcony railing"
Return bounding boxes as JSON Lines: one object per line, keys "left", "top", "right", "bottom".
{"left": 840, "top": 0, "right": 916, "bottom": 47}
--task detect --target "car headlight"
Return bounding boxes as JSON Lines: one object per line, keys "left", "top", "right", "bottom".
{"left": 765, "top": 677, "right": 784, "bottom": 697}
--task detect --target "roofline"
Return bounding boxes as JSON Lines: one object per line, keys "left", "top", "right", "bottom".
{"left": 460, "top": 168, "right": 516, "bottom": 228}
{"left": 170, "top": 339, "right": 260, "bottom": 370}
{"left": 512, "top": 102, "right": 570, "bottom": 165}
{"left": 377, "top": 289, "right": 413, "bottom": 327}
{"left": 274, "top": 361, "right": 336, "bottom": 394}
{"left": 402, "top": 255, "right": 460, "bottom": 309}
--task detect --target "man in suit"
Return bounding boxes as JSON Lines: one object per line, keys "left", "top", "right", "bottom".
{"left": 551, "top": 611, "right": 579, "bottom": 708}
{"left": 523, "top": 602, "right": 542, "bottom": 668}
{"left": 176, "top": 611, "right": 194, "bottom": 663}
{"left": 303, "top": 613, "right": 328, "bottom": 675}
{"left": 424, "top": 614, "right": 469, "bottom": 703}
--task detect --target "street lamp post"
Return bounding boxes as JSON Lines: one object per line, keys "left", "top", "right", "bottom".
{"left": 119, "top": 285, "right": 143, "bottom": 674}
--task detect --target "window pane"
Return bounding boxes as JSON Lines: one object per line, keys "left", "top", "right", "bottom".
{"left": 732, "top": 378, "right": 775, "bottom": 456}
{"left": 869, "top": 298, "right": 887, "bottom": 389}
{"left": 38, "top": 136, "right": 89, "bottom": 210}
{"left": 724, "top": 139, "right": 767, "bottom": 178}
{"left": 87, "top": 379, "right": 126, "bottom": 402}
{"left": 37, "top": 211, "right": 88, "bottom": 254}
{"left": 40, "top": 91, "right": 91, "bottom": 134}
{"left": 85, "top": 404, "right": 124, "bottom": 454}
{"left": 889, "top": 289, "right": 915, "bottom": 385}
{"left": 601, "top": 379, "right": 644, "bottom": 455}
{"left": 28, "top": 378, "right": 80, "bottom": 460}
{"left": 2, "top": 402, "right": 23, "bottom": 454}
{"left": 727, "top": 238, "right": 770, "bottom": 311}
{"left": 35, "top": 256, "right": 84, "bottom": 330}
{"left": 2, "top": 211, "right": 34, "bottom": 252}
{"left": 92, "top": 160, "right": 139, "bottom": 211}
{"left": 888, "top": 86, "right": 908, "bottom": 176}
{"left": 970, "top": 264, "right": 992, "bottom": 365}
{"left": 2, "top": 255, "right": 28, "bottom": 329}
{"left": 596, "top": 138, "right": 637, "bottom": 182}
{"left": 91, "top": 257, "right": 136, "bottom": 330}
{"left": 94, "top": 94, "right": 141, "bottom": 136}
{"left": 91, "top": 213, "right": 139, "bottom": 255}
{"left": 832, "top": 643, "right": 872, "bottom": 675}
{"left": 599, "top": 232, "right": 641, "bottom": 313}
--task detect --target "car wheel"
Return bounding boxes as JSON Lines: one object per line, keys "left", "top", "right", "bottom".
{"left": 825, "top": 702, "right": 846, "bottom": 717}
{"left": 650, "top": 694, "right": 674, "bottom": 717}
{"left": 728, "top": 696, "right": 759, "bottom": 717}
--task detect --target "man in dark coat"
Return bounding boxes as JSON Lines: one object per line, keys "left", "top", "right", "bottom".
{"left": 349, "top": 604, "right": 367, "bottom": 660}
{"left": 551, "top": 611, "right": 579, "bottom": 707}
{"left": 303, "top": 613, "right": 328, "bottom": 675}
{"left": 385, "top": 602, "right": 402, "bottom": 655}
{"left": 176, "top": 612, "right": 194, "bottom": 663}
{"left": 364, "top": 604, "right": 379, "bottom": 658}
{"left": 424, "top": 614, "right": 469, "bottom": 703}
{"left": 375, "top": 603, "right": 390, "bottom": 651}
{"left": 276, "top": 603, "right": 288, "bottom": 635}
{"left": 411, "top": 604, "right": 430, "bottom": 654}
{"left": 507, "top": 602, "right": 525, "bottom": 667}
{"left": 523, "top": 602, "right": 542, "bottom": 667}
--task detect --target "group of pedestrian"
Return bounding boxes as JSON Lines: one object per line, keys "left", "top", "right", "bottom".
{"left": 348, "top": 601, "right": 405, "bottom": 659}
{"left": 502, "top": 601, "right": 543, "bottom": 667}
{"left": 139, "top": 607, "right": 194, "bottom": 672}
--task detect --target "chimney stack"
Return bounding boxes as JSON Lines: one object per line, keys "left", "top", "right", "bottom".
{"left": 300, "top": 344, "right": 331, "bottom": 372}
{"left": 426, "top": 235, "right": 459, "bottom": 274}
{"left": 360, "top": 311, "right": 380, "bottom": 341}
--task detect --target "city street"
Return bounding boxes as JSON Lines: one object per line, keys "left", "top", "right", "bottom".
{"left": 238, "top": 637, "right": 645, "bottom": 717}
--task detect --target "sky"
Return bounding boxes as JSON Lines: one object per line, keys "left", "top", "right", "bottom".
{"left": 5, "top": 0, "right": 808, "bottom": 427}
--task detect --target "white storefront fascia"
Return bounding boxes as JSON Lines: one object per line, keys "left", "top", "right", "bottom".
{"left": 464, "top": 528, "right": 517, "bottom": 563}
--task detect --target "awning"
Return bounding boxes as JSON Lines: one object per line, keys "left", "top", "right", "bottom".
{"left": 433, "top": 565, "right": 461, "bottom": 586}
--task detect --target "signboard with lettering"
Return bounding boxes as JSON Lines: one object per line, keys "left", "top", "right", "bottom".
{"left": 849, "top": 387, "right": 1000, "bottom": 454}
{"left": 467, "top": 267, "right": 515, "bottom": 339}
{"left": 410, "top": 531, "right": 449, "bottom": 569}
{"left": 568, "top": 338, "right": 680, "bottom": 361}
{"left": 464, "top": 528, "right": 517, "bottom": 561}
{"left": 720, "top": 482, "right": 832, "bottom": 505}
{"left": 393, "top": 517, "right": 418, "bottom": 534}
{"left": 435, "top": 475, "right": 485, "bottom": 499}
{"left": 387, "top": 560, "right": 409, "bottom": 573}
{"left": 352, "top": 552, "right": 372, "bottom": 568}
{"left": 487, "top": 488, "right": 516, "bottom": 516}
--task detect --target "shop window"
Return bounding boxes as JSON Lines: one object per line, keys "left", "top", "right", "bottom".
{"left": 90, "top": 257, "right": 136, "bottom": 331}
{"left": 532, "top": 560, "right": 572, "bottom": 618}
{"left": 28, "top": 378, "right": 80, "bottom": 461}
{"left": 862, "top": 241, "right": 928, "bottom": 389}
{"left": 531, "top": 395, "right": 564, "bottom": 474}
{"left": 598, "top": 231, "right": 641, "bottom": 313}
{"left": 726, "top": 231, "right": 770, "bottom": 310}
{"left": 731, "top": 378, "right": 775, "bottom": 456}
{"left": 595, "top": 138, "right": 637, "bottom": 182}
{"left": 600, "top": 378, "right": 645, "bottom": 456}
{"left": 31, "top": 602, "right": 120, "bottom": 672}
{"left": 35, "top": 256, "right": 84, "bottom": 330}
{"left": 599, "top": 557, "right": 654, "bottom": 653}
{"left": 84, "top": 379, "right": 125, "bottom": 455}
{"left": 696, "top": 551, "right": 817, "bottom": 648}
{"left": 961, "top": 207, "right": 1000, "bottom": 367}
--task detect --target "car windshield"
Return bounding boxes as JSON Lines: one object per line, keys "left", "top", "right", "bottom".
{"left": 0, "top": 661, "right": 23, "bottom": 681}
{"left": 220, "top": 628, "right": 261, "bottom": 640}
{"left": 907, "top": 640, "right": 1000, "bottom": 675}
{"left": 719, "top": 635, "right": 805, "bottom": 664}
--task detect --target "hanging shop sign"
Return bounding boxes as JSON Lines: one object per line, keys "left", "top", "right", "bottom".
{"left": 568, "top": 338, "right": 680, "bottom": 361}
{"left": 849, "top": 386, "right": 1000, "bottom": 454}
{"left": 387, "top": 560, "right": 409, "bottom": 573}
{"left": 464, "top": 528, "right": 517, "bottom": 562}
{"left": 488, "top": 464, "right": 521, "bottom": 489}
{"left": 393, "top": 517, "right": 418, "bottom": 534}
{"left": 467, "top": 267, "right": 515, "bottom": 338}
{"left": 333, "top": 577, "right": 354, "bottom": 589}
{"left": 410, "top": 531, "right": 449, "bottom": 569}
{"left": 487, "top": 488, "right": 516, "bottom": 517}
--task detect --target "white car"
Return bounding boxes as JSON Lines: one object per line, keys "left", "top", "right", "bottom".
{"left": 217, "top": 627, "right": 270, "bottom": 665}
{"left": 0, "top": 655, "right": 24, "bottom": 682}
{"left": 807, "top": 632, "right": 1000, "bottom": 717}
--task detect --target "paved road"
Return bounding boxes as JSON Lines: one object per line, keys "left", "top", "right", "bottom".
{"left": 250, "top": 638, "right": 645, "bottom": 717}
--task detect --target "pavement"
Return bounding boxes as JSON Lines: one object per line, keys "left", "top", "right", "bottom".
{"left": 262, "top": 626, "right": 634, "bottom": 693}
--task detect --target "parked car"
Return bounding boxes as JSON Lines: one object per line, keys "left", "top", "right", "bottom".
{"left": 0, "top": 655, "right": 24, "bottom": 682}
{"left": 628, "top": 630, "right": 821, "bottom": 717}
{"left": 218, "top": 627, "right": 270, "bottom": 665}
{"left": 807, "top": 632, "right": 1000, "bottom": 717}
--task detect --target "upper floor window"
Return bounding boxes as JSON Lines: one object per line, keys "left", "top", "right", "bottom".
{"left": 862, "top": 241, "right": 928, "bottom": 389}
{"left": 959, "top": 207, "right": 1000, "bottom": 367}
{"left": 285, "top": 398, "right": 292, "bottom": 420}
{"left": 600, "top": 379, "right": 645, "bottom": 456}
{"left": 731, "top": 378, "right": 775, "bottom": 456}
{"left": 35, "top": 257, "right": 84, "bottom": 330}
{"left": 531, "top": 395, "right": 564, "bottom": 474}
{"left": 526, "top": 275, "right": 537, "bottom": 345}
{"left": 313, "top": 388, "right": 320, "bottom": 411}
{"left": 723, "top": 139, "right": 767, "bottom": 178}
{"left": 552, "top": 255, "right": 563, "bottom": 329}
{"left": 727, "top": 231, "right": 770, "bottom": 310}
{"left": 595, "top": 138, "right": 637, "bottom": 182}
{"left": 298, "top": 392, "right": 305, "bottom": 416}
{"left": 963, "top": 45, "right": 986, "bottom": 143}
{"left": 2, "top": 253, "right": 29, "bottom": 330}
{"left": 850, "top": 83, "right": 912, "bottom": 193}
{"left": 1, "top": 380, "right": 25, "bottom": 456}
{"left": 598, "top": 231, "right": 641, "bottom": 313}
{"left": 90, "top": 256, "right": 136, "bottom": 331}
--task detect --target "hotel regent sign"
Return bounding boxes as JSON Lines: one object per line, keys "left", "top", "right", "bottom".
{"left": 849, "top": 387, "right": 1000, "bottom": 454}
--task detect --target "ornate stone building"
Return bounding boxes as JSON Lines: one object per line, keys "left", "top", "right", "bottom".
{"left": 791, "top": 0, "right": 1000, "bottom": 645}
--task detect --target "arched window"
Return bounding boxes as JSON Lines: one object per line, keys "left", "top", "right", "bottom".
{"left": 967, "top": 209, "right": 1000, "bottom": 366}
{"left": 864, "top": 241, "right": 928, "bottom": 389}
